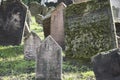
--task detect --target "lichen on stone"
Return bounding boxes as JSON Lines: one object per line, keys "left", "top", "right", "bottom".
{"left": 64, "top": 0, "right": 115, "bottom": 59}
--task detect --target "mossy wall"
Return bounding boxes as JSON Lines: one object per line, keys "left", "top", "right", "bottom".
{"left": 64, "top": 0, "right": 117, "bottom": 59}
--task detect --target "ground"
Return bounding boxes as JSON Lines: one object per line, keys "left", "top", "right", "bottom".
{"left": 0, "top": 17, "right": 95, "bottom": 80}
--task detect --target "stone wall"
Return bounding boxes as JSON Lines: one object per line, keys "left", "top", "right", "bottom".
{"left": 64, "top": 0, "right": 117, "bottom": 59}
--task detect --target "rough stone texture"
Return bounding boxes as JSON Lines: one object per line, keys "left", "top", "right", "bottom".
{"left": 0, "top": 0, "right": 27, "bottom": 45}
{"left": 36, "top": 35, "right": 62, "bottom": 80}
{"left": 24, "top": 32, "right": 42, "bottom": 60}
{"left": 50, "top": 2, "right": 66, "bottom": 49}
{"left": 35, "top": 14, "right": 44, "bottom": 24}
{"left": 92, "top": 48, "right": 120, "bottom": 80}
{"left": 64, "top": 0, "right": 117, "bottom": 58}
{"left": 29, "top": 1, "right": 48, "bottom": 16}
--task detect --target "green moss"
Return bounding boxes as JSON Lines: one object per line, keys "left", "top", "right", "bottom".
{"left": 65, "top": 0, "right": 110, "bottom": 18}
{"left": 64, "top": 0, "right": 114, "bottom": 59}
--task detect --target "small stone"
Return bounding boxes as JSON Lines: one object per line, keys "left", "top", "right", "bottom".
{"left": 24, "top": 32, "right": 42, "bottom": 60}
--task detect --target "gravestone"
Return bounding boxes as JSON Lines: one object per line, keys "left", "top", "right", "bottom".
{"left": 92, "top": 48, "right": 120, "bottom": 80}
{"left": 64, "top": 0, "right": 118, "bottom": 58}
{"left": 111, "top": 0, "right": 120, "bottom": 48}
{"left": 36, "top": 35, "right": 62, "bottom": 80}
{"left": 35, "top": 14, "right": 44, "bottom": 24}
{"left": 111, "top": 0, "right": 120, "bottom": 22}
{"left": 43, "top": 2, "right": 66, "bottom": 49}
{"left": 0, "top": 0, "right": 27, "bottom": 45}
{"left": 50, "top": 2, "right": 66, "bottom": 49}
{"left": 29, "top": 1, "right": 48, "bottom": 16}
{"left": 29, "top": 1, "right": 41, "bottom": 16}
{"left": 24, "top": 32, "right": 42, "bottom": 60}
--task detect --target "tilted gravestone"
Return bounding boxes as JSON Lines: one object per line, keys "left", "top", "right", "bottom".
{"left": 43, "top": 2, "right": 66, "bottom": 49}
{"left": 36, "top": 35, "right": 62, "bottom": 80}
{"left": 50, "top": 2, "right": 66, "bottom": 49}
{"left": 64, "top": 0, "right": 118, "bottom": 59}
{"left": 111, "top": 0, "right": 120, "bottom": 48}
{"left": 24, "top": 31, "right": 42, "bottom": 60}
{"left": 29, "top": 1, "right": 42, "bottom": 16}
{"left": 0, "top": 0, "right": 27, "bottom": 45}
{"left": 111, "top": 0, "right": 120, "bottom": 22}
{"left": 92, "top": 48, "right": 120, "bottom": 80}
{"left": 29, "top": 1, "right": 48, "bottom": 16}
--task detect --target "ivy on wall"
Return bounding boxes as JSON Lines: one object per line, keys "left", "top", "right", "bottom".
{"left": 64, "top": 0, "right": 115, "bottom": 59}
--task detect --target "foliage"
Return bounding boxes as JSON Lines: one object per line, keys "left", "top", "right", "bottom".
{"left": 64, "top": 0, "right": 113, "bottom": 59}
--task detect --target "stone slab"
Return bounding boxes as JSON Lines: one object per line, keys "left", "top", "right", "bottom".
{"left": 43, "top": 2, "right": 66, "bottom": 49}
{"left": 24, "top": 32, "right": 42, "bottom": 60}
{"left": 50, "top": 2, "right": 66, "bottom": 49}
{"left": 0, "top": 0, "right": 27, "bottom": 45}
{"left": 36, "top": 35, "right": 62, "bottom": 80}
{"left": 64, "top": 0, "right": 117, "bottom": 58}
{"left": 92, "top": 48, "right": 120, "bottom": 80}
{"left": 111, "top": 0, "right": 120, "bottom": 22}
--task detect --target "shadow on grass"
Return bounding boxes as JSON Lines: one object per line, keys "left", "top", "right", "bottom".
{"left": 63, "top": 57, "right": 93, "bottom": 73}
{"left": 0, "top": 45, "right": 23, "bottom": 58}
{"left": 0, "top": 45, "right": 35, "bottom": 77}
{"left": 0, "top": 59, "right": 35, "bottom": 76}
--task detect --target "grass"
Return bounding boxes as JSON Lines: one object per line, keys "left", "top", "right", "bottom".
{"left": 0, "top": 17, "right": 95, "bottom": 80}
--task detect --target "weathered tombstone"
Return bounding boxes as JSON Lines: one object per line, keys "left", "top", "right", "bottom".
{"left": 50, "top": 2, "right": 66, "bottom": 49}
{"left": 92, "top": 48, "right": 120, "bottom": 80}
{"left": 111, "top": 0, "right": 120, "bottom": 22}
{"left": 0, "top": 0, "right": 27, "bottom": 45}
{"left": 64, "top": 0, "right": 118, "bottom": 58}
{"left": 29, "top": 1, "right": 41, "bottom": 16}
{"left": 36, "top": 35, "right": 62, "bottom": 80}
{"left": 29, "top": 1, "right": 48, "bottom": 16}
{"left": 24, "top": 32, "right": 42, "bottom": 60}
{"left": 110, "top": 0, "right": 120, "bottom": 48}
{"left": 43, "top": 2, "right": 66, "bottom": 49}
{"left": 35, "top": 14, "right": 44, "bottom": 24}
